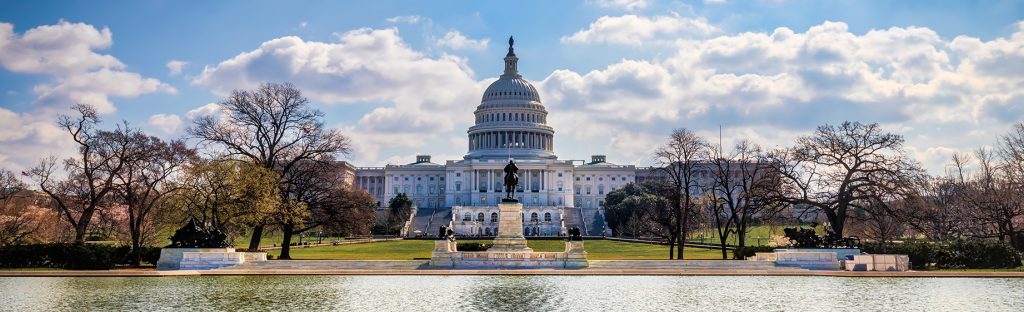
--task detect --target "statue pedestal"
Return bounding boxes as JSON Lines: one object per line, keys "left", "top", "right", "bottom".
{"left": 489, "top": 202, "right": 532, "bottom": 252}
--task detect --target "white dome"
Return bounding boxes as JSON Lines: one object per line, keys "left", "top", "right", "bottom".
{"left": 482, "top": 77, "right": 540, "bottom": 102}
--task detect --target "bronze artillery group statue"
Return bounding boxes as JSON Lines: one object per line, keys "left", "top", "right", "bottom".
{"left": 503, "top": 159, "right": 519, "bottom": 202}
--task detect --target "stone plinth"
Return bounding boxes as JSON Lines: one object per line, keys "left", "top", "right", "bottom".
{"left": 429, "top": 241, "right": 589, "bottom": 269}
{"left": 774, "top": 248, "right": 861, "bottom": 260}
{"left": 157, "top": 247, "right": 267, "bottom": 270}
{"left": 489, "top": 202, "right": 532, "bottom": 252}
{"left": 774, "top": 251, "right": 841, "bottom": 270}
{"left": 845, "top": 254, "right": 910, "bottom": 271}
{"left": 429, "top": 240, "right": 458, "bottom": 267}
{"left": 564, "top": 241, "right": 588, "bottom": 269}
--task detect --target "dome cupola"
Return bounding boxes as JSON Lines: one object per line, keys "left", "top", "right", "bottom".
{"left": 465, "top": 36, "right": 556, "bottom": 160}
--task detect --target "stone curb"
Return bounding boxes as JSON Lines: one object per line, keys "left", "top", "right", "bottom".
{"left": 2, "top": 269, "right": 1023, "bottom": 278}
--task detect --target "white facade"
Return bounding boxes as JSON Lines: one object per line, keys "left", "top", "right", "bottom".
{"left": 354, "top": 38, "right": 635, "bottom": 236}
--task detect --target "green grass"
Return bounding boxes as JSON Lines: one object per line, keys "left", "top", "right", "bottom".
{"left": 266, "top": 239, "right": 726, "bottom": 260}
{"left": 230, "top": 232, "right": 346, "bottom": 248}
{"left": 687, "top": 225, "right": 823, "bottom": 246}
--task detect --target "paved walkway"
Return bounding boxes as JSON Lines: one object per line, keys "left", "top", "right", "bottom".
{"left": 2, "top": 260, "right": 1023, "bottom": 277}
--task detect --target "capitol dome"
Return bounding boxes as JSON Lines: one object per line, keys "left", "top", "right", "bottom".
{"left": 464, "top": 36, "right": 556, "bottom": 160}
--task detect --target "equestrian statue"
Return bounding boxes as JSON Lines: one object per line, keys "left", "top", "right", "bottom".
{"left": 503, "top": 159, "right": 519, "bottom": 202}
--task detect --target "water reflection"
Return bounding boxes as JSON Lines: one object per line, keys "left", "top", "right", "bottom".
{"left": 1, "top": 275, "right": 1023, "bottom": 311}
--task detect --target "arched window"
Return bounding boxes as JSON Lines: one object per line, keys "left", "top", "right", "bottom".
{"left": 463, "top": 213, "right": 471, "bottom": 221}
{"left": 455, "top": 197, "right": 462, "bottom": 205}
{"left": 544, "top": 212, "right": 552, "bottom": 222}
{"left": 530, "top": 212, "right": 539, "bottom": 222}
{"left": 485, "top": 227, "right": 491, "bottom": 235}
{"left": 477, "top": 212, "right": 484, "bottom": 222}
{"left": 490, "top": 212, "right": 498, "bottom": 222}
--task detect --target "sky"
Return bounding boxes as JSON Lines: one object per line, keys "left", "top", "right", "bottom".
{"left": 1, "top": 0, "right": 1023, "bottom": 175}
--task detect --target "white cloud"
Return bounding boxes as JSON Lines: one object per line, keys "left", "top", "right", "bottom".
{"left": 148, "top": 113, "right": 183, "bottom": 134}
{"left": 542, "top": 20, "right": 1024, "bottom": 174}
{"left": 191, "top": 27, "right": 485, "bottom": 165}
{"left": 561, "top": 14, "right": 720, "bottom": 45}
{"left": 386, "top": 15, "right": 423, "bottom": 24}
{"left": 298, "top": 21, "right": 308, "bottom": 29}
{"left": 186, "top": 102, "right": 223, "bottom": 120}
{"left": 166, "top": 60, "right": 188, "bottom": 75}
{"left": 0, "top": 20, "right": 174, "bottom": 114}
{"left": 436, "top": 31, "right": 490, "bottom": 50}
{"left": 0, "top": 20, "right": 173, "bottom": 172}
{"left": 590, "top": 0, "right": 648, "bottom": 11}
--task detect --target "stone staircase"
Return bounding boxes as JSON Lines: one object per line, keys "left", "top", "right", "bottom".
{"left": 562, "top": 207, "right": 585, "bottom": 234}
{"left": 408, "top": 208, "right": 435, "bottom": 237}
{"left": 581, "top": 209, "right": 605, "bottom": 236}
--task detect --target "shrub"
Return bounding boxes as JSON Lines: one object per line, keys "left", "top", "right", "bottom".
{"left": 0, "top": 243, "right": 164, "bottom": 270}
{"left": 733, "top": 246, "right": 776, "bottom": 260}
{"left": 862, "top": 239, "right": 1022, "bottom": 270}
{"left": 457, "top": 242, "right": 491, "bottom": 251}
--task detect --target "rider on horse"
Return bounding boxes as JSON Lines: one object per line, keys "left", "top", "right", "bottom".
{"left": 503, "top": 159, "right": 519, "bottom": 201}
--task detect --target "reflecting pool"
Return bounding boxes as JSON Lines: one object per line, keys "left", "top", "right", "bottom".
{"left": 1, "top": 275, "right": 1023, "bottom": 311}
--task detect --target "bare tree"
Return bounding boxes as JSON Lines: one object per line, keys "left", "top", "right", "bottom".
{"left": 189, "top": 83, "right": 351, "bottom": 251}
{"left": 893, "top": 155, "right": 970, "bottom": 241}
{"left": 706, "top": 140, "right": 785, "bottom": 258}
{"left": 957, "top": 148, "right": 1024, "bottom": 247}
{"left": 31, "top": 104, "right": 134, "bottom": 243}
{"left": 654, "top": 128, "right": 708, "bottom": 259}
{"left": 275, "top": 159, "right": 370, "bottom": 259}
{"left": 773, "top": 121, "right": 920, "bottom": 238}
{"left": 113, "top": 130, "right": 194, "bottom": 264}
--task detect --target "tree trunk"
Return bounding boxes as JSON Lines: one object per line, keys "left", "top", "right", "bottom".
{"left": 279, "top": 224, "right": 294, "bottom": 260}
{"left": 667, "top": 235, "right": 675, "bottom": 260}
{"left": 247, "top": 225, "right": 265, "bottom": 252}
{"left": 130, "top": 226, "right": 142, "bottom": 266}
{"left": 678, "top": 204, "right": 689, "bottom": 260}
{"left": 73, "top": 223, "right": 88, "bottom": 244}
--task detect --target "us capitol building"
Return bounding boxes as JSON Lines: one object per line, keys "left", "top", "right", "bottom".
{"left": 350, "top": 38, "right": 643, "bottom": 237}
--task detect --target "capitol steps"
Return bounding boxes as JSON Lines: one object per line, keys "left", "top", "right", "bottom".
{"left": 581, "top": 209, "right": 605, "bottom": 236}
{"left": 561, "top": 207, "right": 585, "bottom": 234}
{"left": 408, "top": 208, "right": 435, "bottom": 236}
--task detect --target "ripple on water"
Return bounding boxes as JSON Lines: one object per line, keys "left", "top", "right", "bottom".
{"left": 1, "top": 276, "right": 1023, "bottom": 311}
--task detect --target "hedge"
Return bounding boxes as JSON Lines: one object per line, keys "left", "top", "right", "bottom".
{"left": 861, "top": 239, "right": 1022, "bottom": 270}
{"left": 456, "top": 242, "right": 491, "bottom": 251}
{"left": 732, "top": 245, "right": 777, "bottom": 260}
{"left": 0, "top": 243, "right": 162, "bottom": 270}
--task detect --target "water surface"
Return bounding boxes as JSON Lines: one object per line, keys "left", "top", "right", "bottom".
{"left": 1, "top": 275, "right": 1022, "bottom": 311}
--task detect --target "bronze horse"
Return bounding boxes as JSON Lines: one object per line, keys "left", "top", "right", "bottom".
{"left": 503, "top": 160, "right": 519, "bottom": 201}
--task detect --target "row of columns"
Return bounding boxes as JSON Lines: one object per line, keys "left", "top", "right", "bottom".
{"left": 467, "top": 168, "right": 547, "bottom": 193}
{"left": 469, "top": 131, "right": 552, "bottom": 151}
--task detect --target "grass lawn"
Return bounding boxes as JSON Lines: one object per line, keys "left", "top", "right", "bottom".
{"left": 230, "top": 232, "right": 346, "bottom": 248}
{"left": 267, "top": 239, "right": 727, "bottom": 260}
{"left": 687, "top": 225, "right": 824, "bottom": 246}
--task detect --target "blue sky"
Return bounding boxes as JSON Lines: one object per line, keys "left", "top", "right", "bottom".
{"left": 1, "top": 0, "right": 1023, "bottom": 174}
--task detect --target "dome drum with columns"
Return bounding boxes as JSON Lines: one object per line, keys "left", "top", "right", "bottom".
{"left": 352, "top": 36, "right": 639, "bottom": 237}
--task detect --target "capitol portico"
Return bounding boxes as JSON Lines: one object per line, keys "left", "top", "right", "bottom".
{"left": 353, "top": 37, "right": 637, "bottom": 237}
